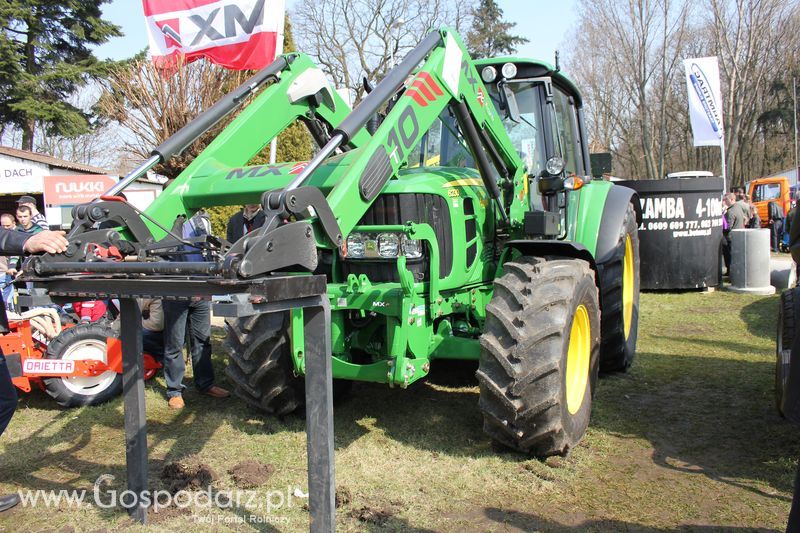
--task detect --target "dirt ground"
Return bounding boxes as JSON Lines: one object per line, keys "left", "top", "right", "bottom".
{"left": 0, "top": 290, "right": 795, "bottom": 531}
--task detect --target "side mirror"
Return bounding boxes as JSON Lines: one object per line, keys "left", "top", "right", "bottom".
{"left": 589, "top": 152, "right": 612, "bottom": 179}
{"left": 499, "top": 82, "right": 521, "bottom": 123}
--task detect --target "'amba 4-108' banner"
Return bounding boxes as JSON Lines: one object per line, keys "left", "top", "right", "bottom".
{"left": 143, "top": 0, "right": 284, "bottom": 70}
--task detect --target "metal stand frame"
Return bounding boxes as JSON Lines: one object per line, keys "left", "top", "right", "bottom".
{"left": 22, "top": 275, "right": 335, "bottom": 530}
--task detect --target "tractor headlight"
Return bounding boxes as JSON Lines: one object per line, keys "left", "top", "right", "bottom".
{"left": 402, "top": 235, "right": 423, "bottom": 259}
{"left": 345, "top": 232, "right": 423, "bottom": 259}
{"left": 377, "top": 233, "right": 400, "bottom": 258}
{"left": 545, "top": 156, "right": 566, "bottom": 176}
{"left": 346, "top": 233, "right": 366, "bottom": 258}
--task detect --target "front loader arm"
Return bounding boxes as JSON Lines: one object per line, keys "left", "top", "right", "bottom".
{"left": 29, "top": 28, "right": 526, "bottom": 281}
{"left": 142, "top": 52, "right": 371, "bottom": 240}
{"left": 207, "top": 27, "right": 529, "bottom": 278}
{"left": 286, "top": 28, "right": 526, "bottom": 244}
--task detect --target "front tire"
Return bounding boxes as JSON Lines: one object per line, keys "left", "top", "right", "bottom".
{"left": 224, "top": 312, "right": 304, "bottom": 416}
{"left": 43, "top": 322, "right": 122, "bottom": 408}
{"left": 477, "top": 257, "right": 601, "bottom": 456}
{"left": 598, "top": 202, "right": 640, "bottom": 372}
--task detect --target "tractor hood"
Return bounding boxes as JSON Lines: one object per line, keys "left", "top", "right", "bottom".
{"left": 181, "top": 150, "right": 488, "bottom": 211}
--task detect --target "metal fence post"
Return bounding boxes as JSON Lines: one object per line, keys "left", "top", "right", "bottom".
{"left": 119, "top": 298, "right": 148, "bottom": 524}
{"left": 303, "top": 296, "right": 335, "bottom": 532}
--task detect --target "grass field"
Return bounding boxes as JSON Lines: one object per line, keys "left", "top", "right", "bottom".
{"left": 0, "top": 290, "right": 796, "bottom": 531}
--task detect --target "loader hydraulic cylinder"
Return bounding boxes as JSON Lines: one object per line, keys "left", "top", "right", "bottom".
{"left": 151, "top": 54, "right": 295, "bottom": 162}
{"left": 283, "top": 31, "right": 441, "bottom": 192}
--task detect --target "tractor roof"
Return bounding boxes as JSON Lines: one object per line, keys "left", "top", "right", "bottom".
{"left": 472, "top": 57, "right": 584, "bottom": 107}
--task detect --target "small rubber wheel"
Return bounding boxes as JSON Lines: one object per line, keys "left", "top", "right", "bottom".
{"left": 43, "top": 322, "right": 122, "bottom": 408}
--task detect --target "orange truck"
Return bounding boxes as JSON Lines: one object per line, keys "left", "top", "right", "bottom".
{"left": 748, "top": 175, "right": 793, "bottom": 227}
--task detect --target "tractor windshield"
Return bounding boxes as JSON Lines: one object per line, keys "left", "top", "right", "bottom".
{"left": 408, "top": 80, "right": 547, "bottom": 183}
{"left": 487, "top": 81, "right": 547, "bottom": 179}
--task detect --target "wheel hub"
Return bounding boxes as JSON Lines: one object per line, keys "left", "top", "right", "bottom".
{"left": 623, "top": 234, "right": 634, "bottom": 339}
{"left": 60, "top": 338, "right": 116, "bottom": 395}
{"left": 566, "top": 304, "right": 591, "bottom": 415}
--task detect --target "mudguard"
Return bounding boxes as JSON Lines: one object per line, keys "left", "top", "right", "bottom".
{"left": 505, "top": 240, "right": 596, "bottom": 271}
{"left": 594, "top": 184, "right": 640, "bottom": 264}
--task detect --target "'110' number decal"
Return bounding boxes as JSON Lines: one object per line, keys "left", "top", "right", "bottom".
{"left": 386, "top": 107, "right": 419, "bottom": 165}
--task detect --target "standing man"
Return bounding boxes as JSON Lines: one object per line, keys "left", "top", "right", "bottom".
{"left": 0, "top": 228, "right": 69, "bottom": 511}
{"left": 162, "top": 210, "right": 229, "bottom": 409}
{"left": 0, "top": 215, "right": 17, "bottom": 311}
{"left": 16, "top": 196, "right": 47, "bottom": 230}
{"left": 722, "top": 192, "right": 747, "bottom": 275}
{"left": 139, "top": 298, "right": 164, "bottom": 360}
{"left": 226, "top": 204, "right": 265, "bottom": 244}
{"left": 768, "top": 200, "right": 785, "bottom": 253}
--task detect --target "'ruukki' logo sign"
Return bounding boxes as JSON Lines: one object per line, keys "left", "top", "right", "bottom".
{"left": 44, "top": 175, "right": 117, "bottom": 206}
{"left": 688, "top": 63, "right": 723, "bottom": 138}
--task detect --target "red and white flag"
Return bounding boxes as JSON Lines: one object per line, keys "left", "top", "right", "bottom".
{"left": 143, "top": 0, "right": 284, "bottom": 71}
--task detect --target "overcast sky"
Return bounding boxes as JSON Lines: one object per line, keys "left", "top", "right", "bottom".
{"left": 93, "top": 0, "right": 578, "bottom": 65}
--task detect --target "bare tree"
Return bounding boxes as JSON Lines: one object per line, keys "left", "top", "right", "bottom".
{"left": 292, "top": 0, "right": 474, "bottom": 103}
{"left": 707, "top": 0, "right": 798, "bottom": 186}
{"left": 97, "top": 58, "right": 249, "bottom": 178}
{"left": 567, "top": 0, "right": 800, "bottom": 184}
{"left": 33, "top": 85, "right": 122, "bottom": 170}
{"left": 35, "top": 127, "right": 120, "bottom": 171}
{"left": 568, "top": 0, "right": 692, "bottom": 180}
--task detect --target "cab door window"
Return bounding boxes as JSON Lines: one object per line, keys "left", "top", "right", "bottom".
{"left": 551, "top": 88, "right": 584, "bottom": 176}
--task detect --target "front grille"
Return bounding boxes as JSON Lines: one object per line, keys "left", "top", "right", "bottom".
{"left": 342, "top": 193, "right": 453, "bottom": 282}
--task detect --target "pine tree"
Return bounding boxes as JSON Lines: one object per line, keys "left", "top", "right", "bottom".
{"left": 0, "top": 1, "right": 121, "bottom": 150}
{"left": 466, "top": 0, "right": 528, "bottom": 59}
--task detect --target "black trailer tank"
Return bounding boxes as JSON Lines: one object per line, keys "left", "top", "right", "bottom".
{"left": 617, "top": 177, "right": 724, "bottom": 290}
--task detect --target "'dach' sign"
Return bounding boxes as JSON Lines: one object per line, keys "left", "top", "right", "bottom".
{"left": 44, "top": 175, "right": 117, "bottom": 206}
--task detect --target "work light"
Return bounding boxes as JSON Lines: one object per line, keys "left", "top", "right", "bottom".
{"left": 501, "top": 63, "right": 517, "bottom": 79}
{"left": 345, "top": 232, "right": 423, "bottom": 259}
{"left": 402, "top": 235, "right": 423, "bottom": 259}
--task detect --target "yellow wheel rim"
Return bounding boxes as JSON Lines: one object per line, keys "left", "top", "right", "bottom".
{"left": 566, "top": 304, "right": 591, "bottom": 415}
{"left": 622, "top": 235, "right": 634, "bottom": 339}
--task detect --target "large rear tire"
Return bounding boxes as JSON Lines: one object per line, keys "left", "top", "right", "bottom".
{"left": 777, "top": 288, "right": 800, "bottom": 417}
{"left": 224, "top": 312, "right": 304, "bottom": 416}
{"left": 598, "top": 202, "right": 640, "bottom": 372}
{"left": 477, "top": 257, "right": 601, "bottom": 456}
{"left": 43, "top": 322, "right": 122, "bottom": 408}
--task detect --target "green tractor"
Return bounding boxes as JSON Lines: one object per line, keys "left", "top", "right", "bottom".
{"left": 27, "top": 27, "right": 640, "bottom": 456}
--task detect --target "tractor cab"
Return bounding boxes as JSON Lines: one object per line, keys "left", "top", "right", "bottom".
{"left": 476, "top": 59, "right": 591, "bottom": 176}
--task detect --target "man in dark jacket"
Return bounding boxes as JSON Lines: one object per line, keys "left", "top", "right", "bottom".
{"left": 769, "top": 200, "right": 785, "bottom": 252}
{"left": 226, "top": 204, "right": 265, "bottom": 244}
{"left": 0, "top": 228, "right": 68, "bottom": 512}
{"left": 723, "top": 193, "right": 748, "bottom": 273}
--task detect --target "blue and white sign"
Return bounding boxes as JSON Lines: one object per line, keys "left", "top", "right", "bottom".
{"left": 684, "top": 57, "right": 724, "bottom": 147}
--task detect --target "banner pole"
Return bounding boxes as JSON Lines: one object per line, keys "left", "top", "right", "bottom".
{"left": 720, "top": 138, "right": 727, "bottom": 194}
{"left": 269, "top": 23, "right": 285, "bottom": 165}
